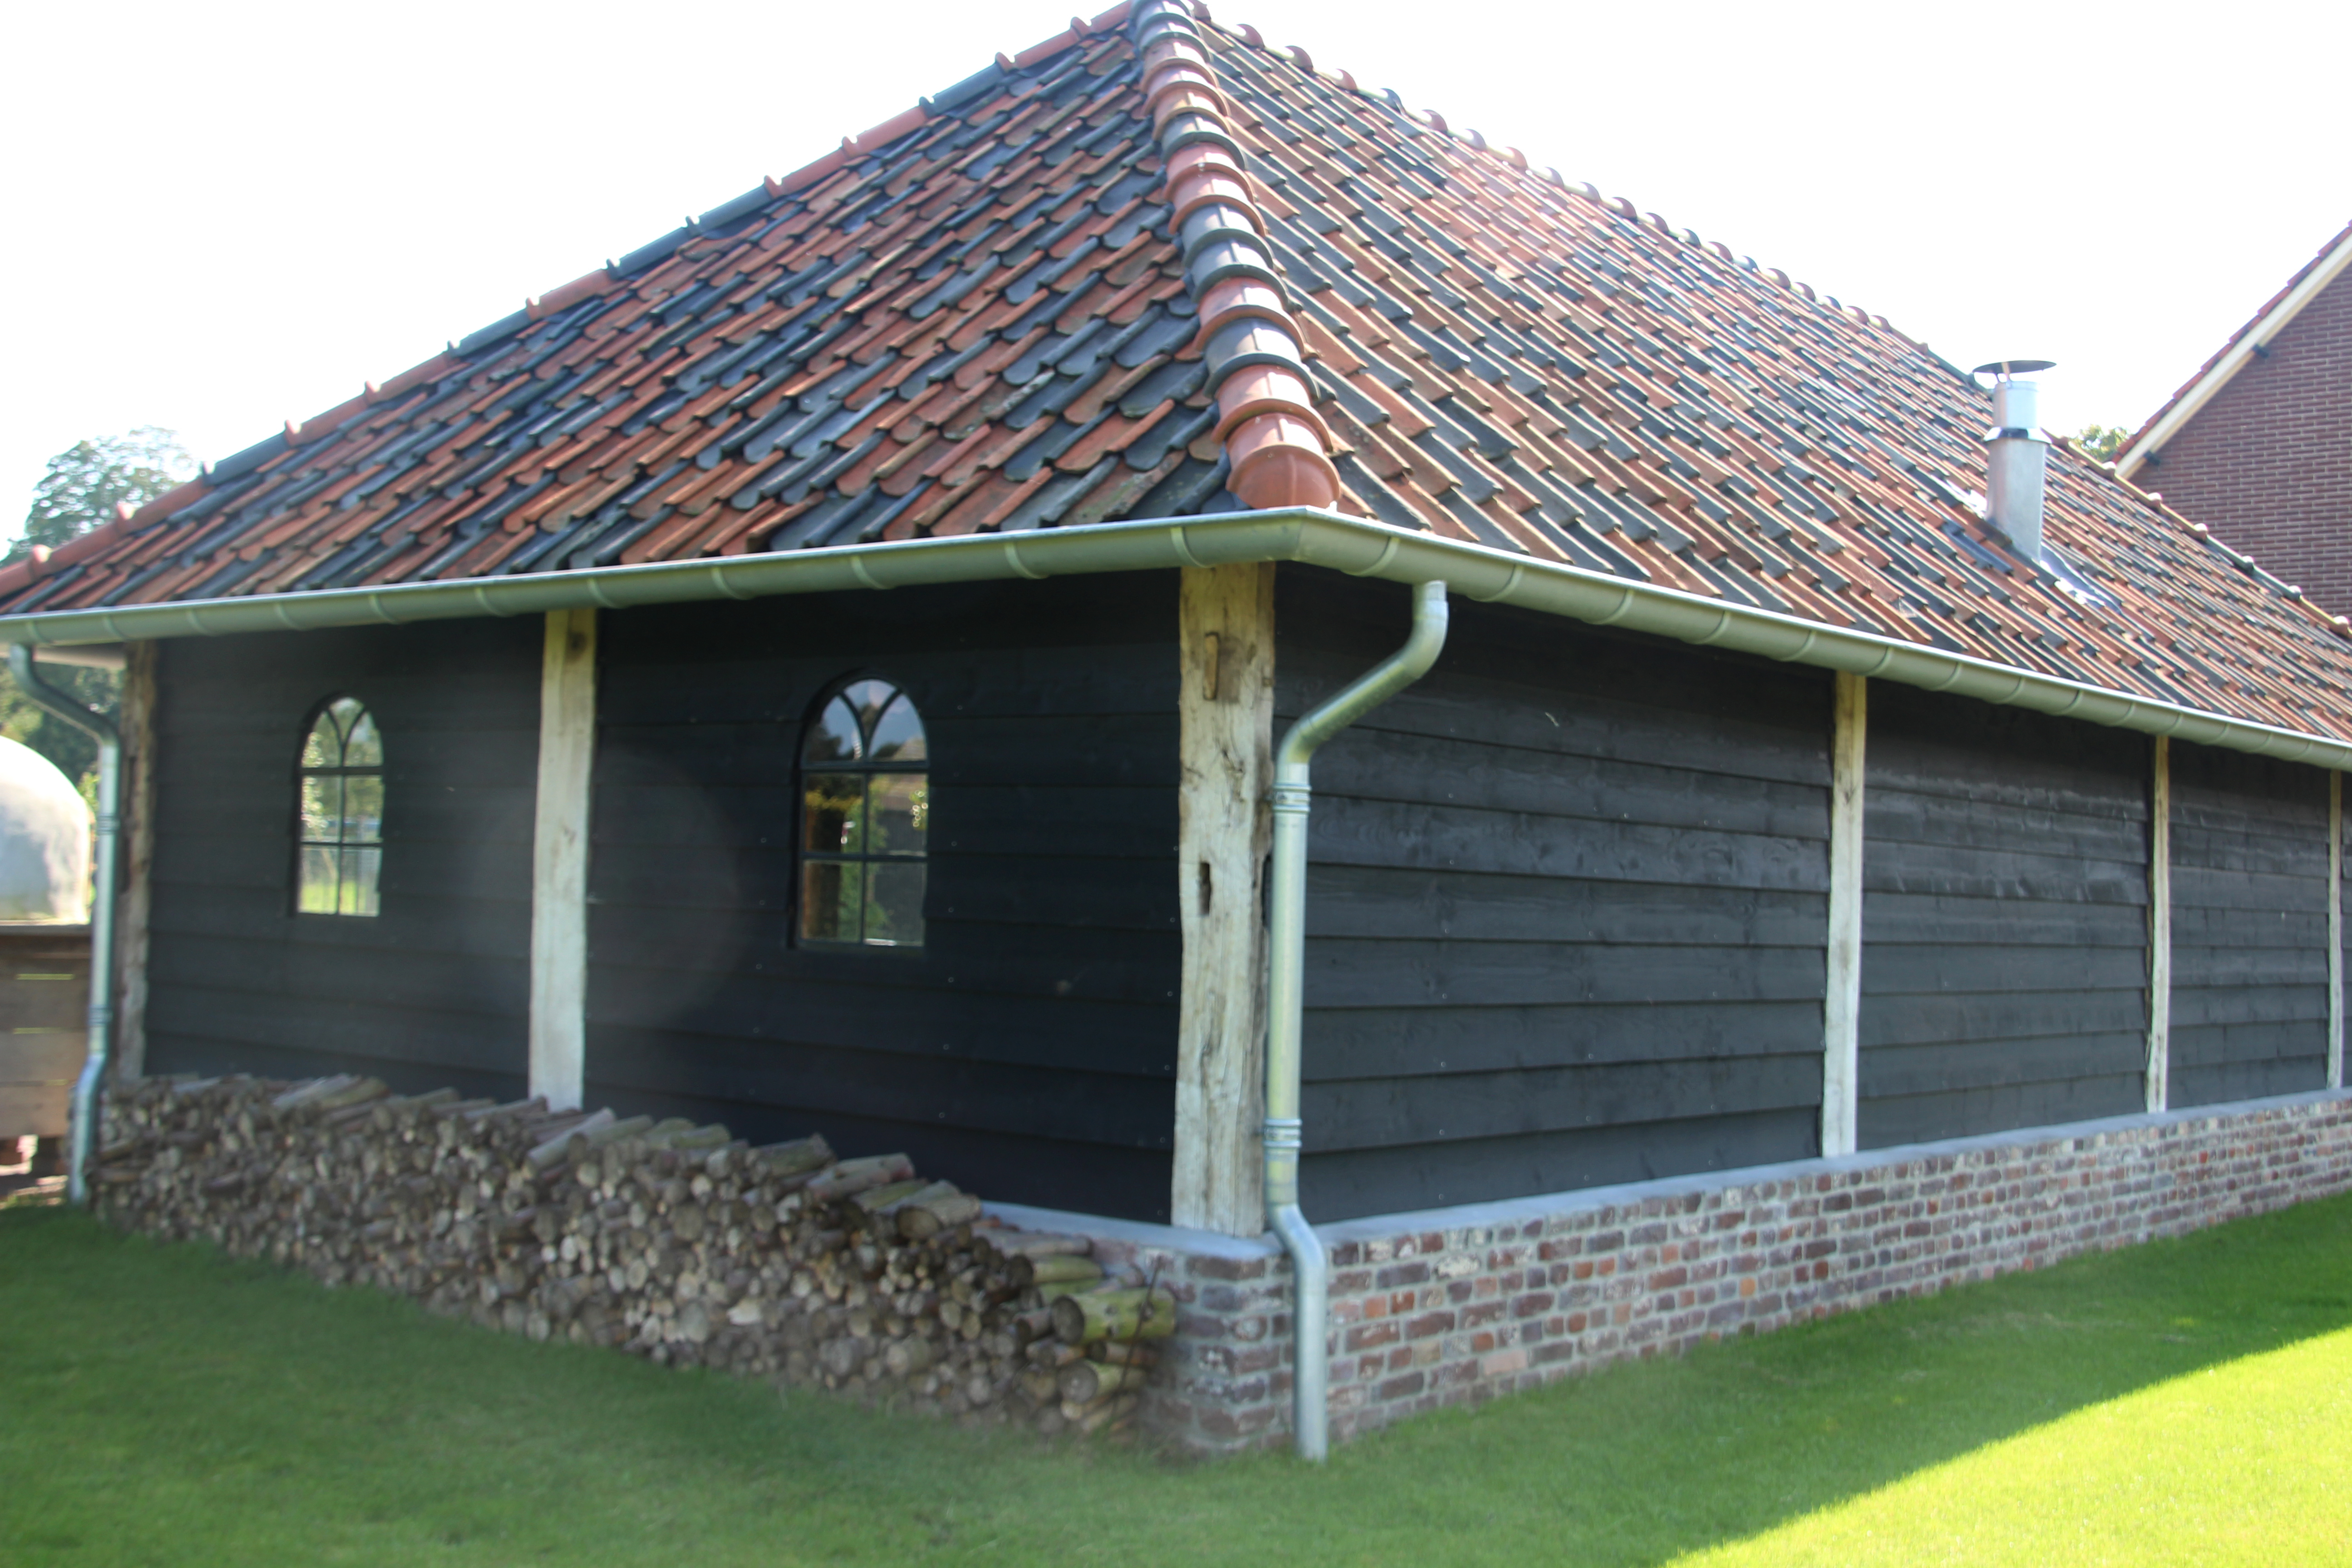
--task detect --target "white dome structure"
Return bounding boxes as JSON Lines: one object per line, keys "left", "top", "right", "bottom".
{"left": 0, "top": 736, "right": 90, "bottom": 922}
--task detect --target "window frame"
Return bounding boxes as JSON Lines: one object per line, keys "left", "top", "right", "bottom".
{"left": 794, "top": 675, "right": 929, "bottom": 952}
{"left": 292, "top": 694, "right": 385, "bottom": 919}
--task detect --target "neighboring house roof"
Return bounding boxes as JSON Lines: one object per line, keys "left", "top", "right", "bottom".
{"left": 2115, "top": 220, "right": 2352, "bottom": 482}
{"left": 10, "top": 4, "right": 2352, "bottom": 748}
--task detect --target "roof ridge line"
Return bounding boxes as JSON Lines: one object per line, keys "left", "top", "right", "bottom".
{"left": 1129, "top": 0, "right": 1340, "bottom": 508}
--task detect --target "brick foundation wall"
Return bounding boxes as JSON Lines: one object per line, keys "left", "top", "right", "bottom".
{"left": 1000, "top": 1089, "right": 2352, "bottom": 1452}
{"left": 2139, "top": 262, "right": 2352, "bottom": 616}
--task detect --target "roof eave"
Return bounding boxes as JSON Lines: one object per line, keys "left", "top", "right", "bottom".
{"left": 6, "top": 508, "right": 2349, "bottom": 774}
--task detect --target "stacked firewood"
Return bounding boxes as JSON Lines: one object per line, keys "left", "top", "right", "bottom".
{"left": 94, "top": 1074, "right": 1175, "bottom": 1437}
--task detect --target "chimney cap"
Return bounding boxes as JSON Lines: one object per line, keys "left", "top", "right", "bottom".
{"left": 1973, "top": 358, "right": 2055, "bottom": 379}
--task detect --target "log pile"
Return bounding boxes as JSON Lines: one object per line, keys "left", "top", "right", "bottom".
{"left": 95, "top": 1074, "right": 1174, "bottom": 1437}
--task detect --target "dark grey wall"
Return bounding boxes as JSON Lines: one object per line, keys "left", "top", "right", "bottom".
{"left": 2169, "top": 741, "right": 2330, "bottom": 1107}
{"left": 1279, "top": 571, "right": 1833, "bottom": 1221}
{"left": 139, "top": 571, "right": 2345, "bottom": 1232}
{"left": 1856, "top": 687, "right": 2151, "bottom": 1146}
{"left": 147, "top": 618, "right": 539, "bottom": 1100}
{"left": 586, "top": 573, "right": 1181, "bottom": 1222}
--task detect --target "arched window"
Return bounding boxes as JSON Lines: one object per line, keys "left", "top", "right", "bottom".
{"left": 296, "top": 696, "right": 383, "bottom": 916}
{"left": 799, "top": 678, "right": 927, "bottom": 948}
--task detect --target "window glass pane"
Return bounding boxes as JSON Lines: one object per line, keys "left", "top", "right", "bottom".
{"left": 300, "top": 775, "right": 343, "bottom": 844}
{"left": 343, "top": 848, "right": 382, "bottom": 917}
{"left": 800, "top": 680, "right": 925, "bottom": 951}
{"left": 297, "top": 697, "right": 383, "bottom": 917}
{"left": 803, "top": 775, "right": 865, "bottom": 855}
{"left": 300, "top": 714, "right": 339, "bottom": 770}
{"left": 804, "top": 696, "right": 863, "bottom": 764}
{"left": 841, "top": 680, "right": 894, "bottom": 736}
{"left": 297, "top": 846, "right": 340, "bottom": 913}
{"left": 800, "top": 861, "right": 862, "bottom": 943}
{"left": 869, "top": 695, "right": 926, "bottom": 763}
{"left": 867, "top": 774, "right": 928, "bottom": 857}
{"left": 343, "top": 707, "right": 382, "bottom": 768}
{"left": 342, "top": 773, "right": 384, "bottom": 844}
{"left": 864, "top": 862, "right": 926, "bottom": 947}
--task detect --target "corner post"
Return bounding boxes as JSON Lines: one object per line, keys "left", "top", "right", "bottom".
{"left": 1821, "top": 671, "right": 1865, "bottom": 1157}
{"left": 1173, "top": 563, "right": 1275, "bottom": 1235}
{"left": 2146, "top": 736, "right": 2171, "bottom": 1113}
{"left": 2331, "top": 770, "right": 2343, "bottom": 1091}
{"left": 116, "top": 641, "right": 158, "bottom": 1081}
{"left": 530, "top": 607, "right": 597, "bottom": 1112}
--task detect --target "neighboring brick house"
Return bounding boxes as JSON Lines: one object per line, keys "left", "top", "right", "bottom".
{"left": 2117, "top": 221, "right": 2352, "bottom": 612}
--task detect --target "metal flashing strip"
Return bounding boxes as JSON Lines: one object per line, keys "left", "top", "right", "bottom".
{"left": 7, "top": 508, "right": 2352, "bottom": 773}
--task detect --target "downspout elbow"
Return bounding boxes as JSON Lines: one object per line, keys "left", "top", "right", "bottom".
{"left": 1264, "top": 579, "right": 1447, "bottom": 1460}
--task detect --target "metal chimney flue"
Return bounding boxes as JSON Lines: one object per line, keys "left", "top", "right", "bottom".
{"left": 1977, "top": 359, "right": 2054, "bottom": 564}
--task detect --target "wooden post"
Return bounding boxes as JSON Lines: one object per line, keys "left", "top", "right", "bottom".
{"left": 2146, "top": 736, "right": 2171, "bottom": 1113}
{"left": 114, "top": 641, "right": 158, "bottom": 1082}
{"left": 530, "top": 608, "right": 597, "bottom": 1112}
{"left": 1821, "top": 671, "right": 1865, "bottom": 1157}
{"left": 2331, "top": 770, "right": 2343, "bottom": 1091}
{"left": 1173, "top": 563, "right": 1274, "bottom": 1235}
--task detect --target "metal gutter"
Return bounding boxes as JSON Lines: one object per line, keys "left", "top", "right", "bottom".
{"left": 1265, "top": 579, "right": 1449, "bottom": 1461}
{"left": 9, "top": 648, "right": 122, "bottom": 1209}
{"left": 4, "top": 509, "right": 2348, "bottom": 773}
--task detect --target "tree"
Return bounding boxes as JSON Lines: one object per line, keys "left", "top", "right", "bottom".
{"left": 14, "top": 426, "right": 193, "bottom": 560}
{"left": 2073, "top": 425, "right": 2131, "bottom": 464}
{"left": 0, "top": 430, "right": 186, "bottom": 794}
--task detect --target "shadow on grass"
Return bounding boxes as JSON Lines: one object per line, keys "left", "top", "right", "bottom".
{"left": 5, "top": 1193, "right": 2352, "bottom": 1567}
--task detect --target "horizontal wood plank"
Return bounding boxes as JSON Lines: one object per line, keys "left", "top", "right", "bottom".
{"left": 0, "top": 1033, "right": 87, "bottom": 1081}
{"left": 0, "top": 1082, "right": 70, "bottom": 1137}
{"left": 1299, "top": 1107, "right": 1818, "bottom": 1220}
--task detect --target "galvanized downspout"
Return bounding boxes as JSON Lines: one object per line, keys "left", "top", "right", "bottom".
{"left": 10, "top": 647, "right": 120, "bottom": 1207}
{"left": 1265, "top": 578, "right": 1449, "bottom": 1460}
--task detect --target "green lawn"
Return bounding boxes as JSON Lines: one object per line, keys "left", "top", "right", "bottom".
{"left": 5, "top": 1195, "right": 2351, "bottom": 1567}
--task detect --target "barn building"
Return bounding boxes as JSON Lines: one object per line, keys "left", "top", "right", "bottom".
{"left": 13, "top": 1, "right": 2352, "bottom": 1449}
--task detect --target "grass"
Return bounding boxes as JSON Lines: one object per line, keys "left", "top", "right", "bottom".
{"left": 5, "top": 1197, "right": 2352, "bottom": 1567}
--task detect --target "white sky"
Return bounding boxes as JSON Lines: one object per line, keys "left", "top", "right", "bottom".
{"left": 4, "top": 0, "right": 2344, "bottom": 525}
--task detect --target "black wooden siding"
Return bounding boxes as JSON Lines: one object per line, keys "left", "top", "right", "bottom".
{"left": 1279, "top": 573, "right": 1832, "bottom": 1221}
{"left": 2167, "top": 741, "right": 2330, "bottom": 1107}
{"left": 586, "top": 574, "right": 1181, "bottom": 1222}
{"left": 147, "top": 619, "right": 540, "bottom": 1101}
{"left": 140, "top": 570, "right": 2348, "bottom": 1234}
{"left": 1855, "top": 686, "right": 2149, "bottom": 1146}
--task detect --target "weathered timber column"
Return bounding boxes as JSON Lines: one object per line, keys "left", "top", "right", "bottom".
{"left": 1821, "top": 671, "right": 1865, "bottom": 1157}
{"left": 530, "top": 607, "right": 597, "bottom": 1112}
{"left": 2146, "top": 736, "right": 2172, "bottom": 1113}
{"left": 1173, "top": 563, "right": 1274, "bottom": 1235}
{"left": 115, "top": 641, "right": 158, "bottom": 1081}
{"left": 2331, "top": 771, "right": 2343, "bottom": 1090}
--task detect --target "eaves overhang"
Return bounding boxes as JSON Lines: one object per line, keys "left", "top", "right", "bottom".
{"left": 6, "top": 508, "right": 2351, "bottom": 773}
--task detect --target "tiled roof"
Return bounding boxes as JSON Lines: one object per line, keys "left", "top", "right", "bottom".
{"left": 10, "top": 4, "right": 2352, "bottom": 745}
{"left": 2115, "top": 218, "right": 2352, "bottom": 479}
{"left": 5, "top": 15, "right": 1219, "bottom": 603}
